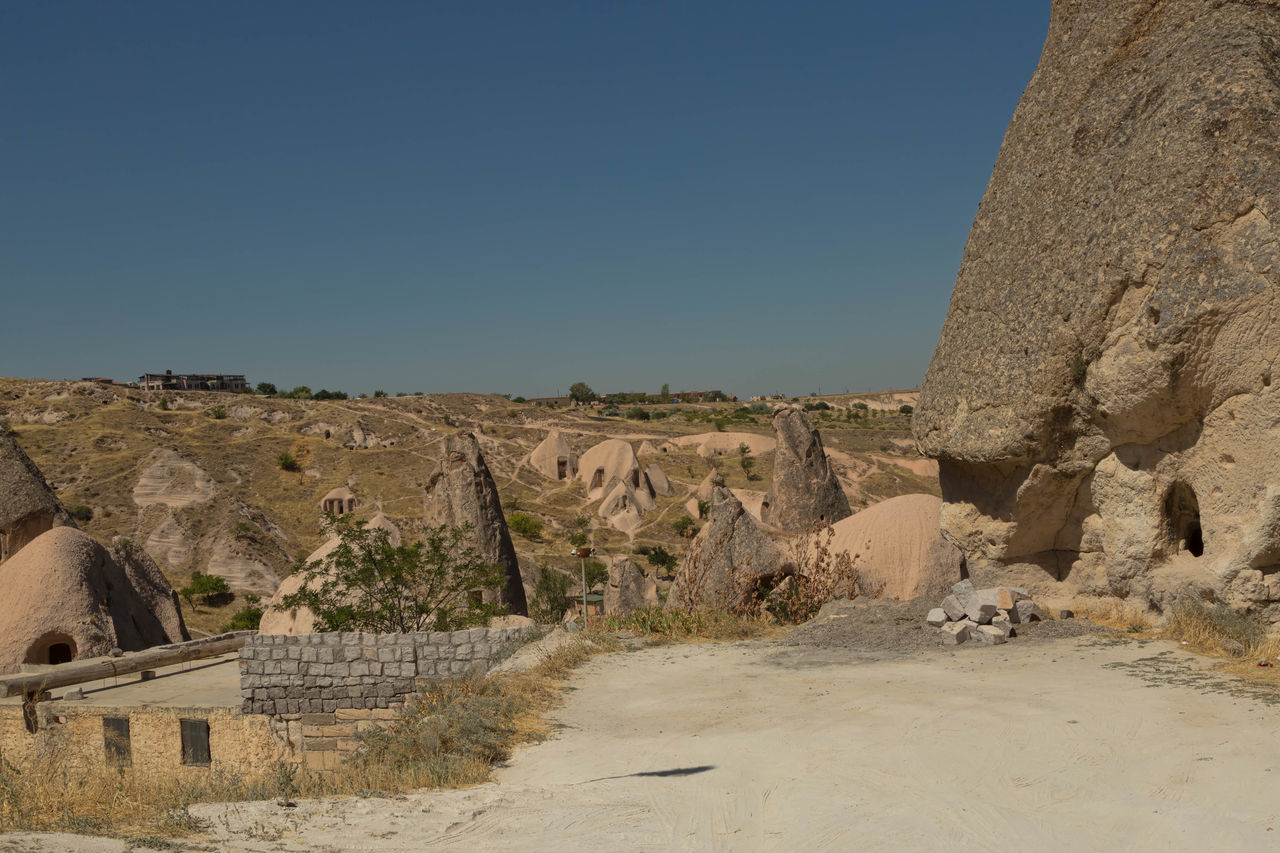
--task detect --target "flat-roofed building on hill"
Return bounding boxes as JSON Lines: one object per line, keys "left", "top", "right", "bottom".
{"left": 137, "top": 371, "right": 247, "bottom": 393}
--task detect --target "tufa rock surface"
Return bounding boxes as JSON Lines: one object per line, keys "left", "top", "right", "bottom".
{"left": 424, "top": 433, "right": 528, "bottom": 615}
{"left": 667, "top": 475, "right": 785, "bottom": 610}
{"left": 0, "top": 430, "right": 73, "bottom": 564}
{"left": 761, "top": 406, "right": 851, "bottom": 531}
{"left": 0, "top": 527, "right": 187, "bottom": 673}
{"left": 914, "top": 0, "right": 1280, "bottom": 620}
{"left": 604, "top": 556, "right": 659, "bottom": 615}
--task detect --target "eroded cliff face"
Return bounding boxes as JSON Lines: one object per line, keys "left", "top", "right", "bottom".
{"left": 914, "top": 0, "right": 1280, "bottom": 618}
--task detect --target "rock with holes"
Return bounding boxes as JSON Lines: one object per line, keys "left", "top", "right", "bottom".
{"left": 761, "top": 406, "right": 851, "bottom": 531}
{"left": 528, "top": 430, "right": 577, "bottom": 481}
{"left": 424, "top": 433, "right": 527, "bottom": 615}
{"left": 914, "top": 0, "right": 1280, "bottom": 621}
{"left": 604, "top": 556, "right": 659, "bottom": 615}
{"left": 0, "top": 526, "right": 187, "bottom": 673}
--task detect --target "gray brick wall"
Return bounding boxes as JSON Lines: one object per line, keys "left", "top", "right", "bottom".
{"left": 239, "top": 627, "right": 535, "bottom": 715}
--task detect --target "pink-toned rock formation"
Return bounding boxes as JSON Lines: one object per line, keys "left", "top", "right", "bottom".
{"left": 0, "top": 431, "right": 72, "bottom": 564}
{"left": 0, "top": 527, "right": 187, "bottom": 673}
{"left": 819, "top": 494, "right": 963, "bottom": 601}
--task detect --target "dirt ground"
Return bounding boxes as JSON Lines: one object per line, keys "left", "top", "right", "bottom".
{"left": 5, "top": 626, "right": 1280, "bottom": 852}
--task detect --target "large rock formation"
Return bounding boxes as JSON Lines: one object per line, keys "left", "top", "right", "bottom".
{"left": 528, "top": 430, "right": 577, "bottom": 481}
{"left": 577, "top": 439, "right": 645, "bottom": 500}
{"left": 0, "top": 527, "right": 187, "bottom": 673}
{"left": 761, "top": 406, "right": 851, "bottom": 530}
{"left": 0, "top": 431, "right": 72, "bottom": 564}
{"left": 820, "top": 494, "right": 964, "bottom": 601}
{"left": 604, "top": 556, "right": 659, "bottom": 615}
{"left": 914, "top": 1, "right": 1280, "bottom": 618}
{"left": 668, "top": 475, "right": 785, "bottom": 610}
{"left": 423, "top": 433, "right": 528, "bottom": 615}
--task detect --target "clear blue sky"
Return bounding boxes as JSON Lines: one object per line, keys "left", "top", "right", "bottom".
{"left": 1, "top": 1, "right": 1048, "bottom": 398}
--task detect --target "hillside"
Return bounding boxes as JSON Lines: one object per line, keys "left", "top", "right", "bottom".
{"left": 0, "top": 378, "right": 936, "bottom": 633}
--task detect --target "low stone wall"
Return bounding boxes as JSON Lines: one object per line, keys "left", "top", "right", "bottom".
{"left": 239, "top": 627, "right": 535, "bottom": 716}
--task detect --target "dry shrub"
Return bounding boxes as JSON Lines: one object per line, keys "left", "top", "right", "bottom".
{"left": 1072, "top": 597, "right": 1157, "bottom": 633}
{"left": 1162, "top": 597, "right": 1265, "bottom": 656}
{"left": 600, "top": 607, "right": 771, "bottom": 643}
{"left": 764, "top": 523, "right": 864, "bottom": 624}
{"left": 0, "top": 634, "right": 606, "bottom": 840}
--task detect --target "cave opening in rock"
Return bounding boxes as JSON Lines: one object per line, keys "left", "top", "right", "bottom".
{"left": 1164, "top": 481, "right": 1203, "bottom": 558}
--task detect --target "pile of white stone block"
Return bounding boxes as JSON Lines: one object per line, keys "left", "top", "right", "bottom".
{"left": 926, "top": 580, "right": 1049, "bottom": 646}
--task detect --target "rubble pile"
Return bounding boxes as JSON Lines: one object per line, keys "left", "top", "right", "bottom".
{"left": 925, "top": 580, "right": 1049, "bottom": 646}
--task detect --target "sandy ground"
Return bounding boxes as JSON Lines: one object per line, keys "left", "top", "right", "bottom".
{"left": 5, "top": 635, "right": 1280, "bottom": 852}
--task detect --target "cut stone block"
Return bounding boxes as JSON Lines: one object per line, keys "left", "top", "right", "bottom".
{"left": 996, "top": 587, "right": 1030, "bottom": 610}
{"left": 940, "top": 622, "right": 970, "bottom": 645}
{"left": 1015, "top": 600, "right": 1045, "bottom": 622}
{"left": 967, "top": 603, "right": 999, "bottom": 625}
{"left": 990, "top": 614, "right": 1014, "bottom": 638}
{"left": 972, "top": 625, "right": 1008, "bottom": 645}
{"left": 926, "top": 608, "right": 949, "bottom": 628}
{"left": 940, "top": 595, "right": 967, "bottom": 622}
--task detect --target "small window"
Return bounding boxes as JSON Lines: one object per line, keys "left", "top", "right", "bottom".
{"left": 180, "top": 718, "right": 211, "bottom": 766}
{"left": 103, "top": 716, "right": 131, "bottom": 767}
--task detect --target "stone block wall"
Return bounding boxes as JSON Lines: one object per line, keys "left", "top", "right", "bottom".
{"left": 239, "top": 627, "right": 535, "bottom": 716}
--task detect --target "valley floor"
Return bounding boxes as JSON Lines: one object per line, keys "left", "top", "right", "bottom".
{"left": 4, "top": 635, "right": 1279, "bottom": 851}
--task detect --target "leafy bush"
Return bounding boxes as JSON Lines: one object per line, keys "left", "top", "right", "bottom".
{"left": 256, "top": 382, "right": 278, "bottom": 396}
{"left": 373, "top": 389, "right": 388, "bottom": 398}
{"left": 508, "top": 511, "right": 543, "bottom": 540}
{"left": 803, "top": 401, "right": 830, "bottom": 411}
{"left": 207, "top": 405, "right": 227, "bottom": 419}
{"left": 898, "top": 404, "right": 914, "bottom": 415}
{"left": 511, "top": 396, "right": 526, "bottom": 403}
{"left": 601, "top": 405, "right": 620, "bottom": 417}
{"left": 749, "top": 402, "right": 771, "bottom": 414}
{"left": 66, "top": 504, "right": 94, "bottom": 522}
{"left": 276, "top": 517, "right": 506, "bottom": 632}
{"left": 697, "top": 499, "right": 710, "bottom": 520}
{"left": 643, "top": 546, "right": 677, "bottom": 574}
{"left": 225, "top": 594, "right": 263, "bottom": 631}
{"left": 569, "top": 382, "right": 595, "bottom": 404}
{"left": 156, "top": 396, "right": 171, "bottom": 411}
{"left": 672, "top": 516, "right": 698, "bottom": 537}
{"left": 278, "top": 452, "right": 300, "bottom": 472}
{"left": 530, "top": 568, "right": 574, "bottom": 623}
{"left": 625, "top": 406, "right": 650, "bottom": 421}
{"left": 312, "top": 389, "right": 348, "bottom": 400}
{"left": 180, "top": 571, "right": 232, "bottom": 608}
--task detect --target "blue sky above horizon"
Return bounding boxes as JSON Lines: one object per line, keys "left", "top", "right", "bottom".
{"left": 2, "top": 2, "right": 1049, "bottom": 399}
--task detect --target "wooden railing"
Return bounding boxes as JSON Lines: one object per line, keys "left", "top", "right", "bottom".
{"left": 0, "top": 631, "right": 252, "bottom": 700}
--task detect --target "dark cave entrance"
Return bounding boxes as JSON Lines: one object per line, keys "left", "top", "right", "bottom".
{"left": 1164, "top": 481, "right": 1203, "bottom": 558}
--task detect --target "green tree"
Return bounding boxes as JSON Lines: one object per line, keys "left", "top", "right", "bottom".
{"left": 583, "top": 559, "right": 609, "bottom": 589}
{"left": 898, "top": 404, "right": 914, "bottom": 415}
{"left": 276, "top": 517, "right": 506, "bottom": 632}
{"left": 287, "top": 386, "right": 313, "bottom": 399}
{"left": 508, "top": 511, "right": 543, "bottom": 540}
{"left": 569, "top": 382, "right": 595, "bottom": 404}
{"left": 373, "top": 389, "right": 388, "bottom": 398}
{"left": 224, "top": 593, "right": 263, "bottom": 631}
{"left": 660, "top": 383, "right": 670, "bottom": 399}
{"left": 530, "top": 568, "right": 573, "bottom": 623}
{"left": 643, "top": 546, "right": 677, "bottom": 574}
{"left": 180, "top": 571, "right": 232, "bottom": 608}
{"left": 278, "top": 452, "right": 300, "bottom": 472}
{"left": 738, "top": 442, "right": 757, "bottom": 480}
{"left": 256, "top": 382, "right": 278, "bottom": 396}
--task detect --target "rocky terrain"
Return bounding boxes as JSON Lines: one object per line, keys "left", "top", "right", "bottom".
{"left": 915, "top": 0, "right": 1280, "bottom": 622}
{"left": 0, "top": 378, "right": 934, "bottom": 634}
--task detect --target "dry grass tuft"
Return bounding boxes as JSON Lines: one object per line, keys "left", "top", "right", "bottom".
{"left": 598, "top": 607, "right": 775, "bottom": 644}
{"left": 0, "top": 634, "right": 607, "bottom": 840}
{"left": 1072, "top": 597, "right": 1157, "bottom": 634}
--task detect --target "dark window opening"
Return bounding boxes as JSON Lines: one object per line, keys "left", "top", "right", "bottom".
{"left": 557, "top": 458, "right": 568, "bottom": 480}
{"left": 1164, "top": 481, "right": 1204, "bottom": 558}
{"left": 590, "top": 468, "right": 605, "bottom": 490}
{"left": 47, "top": 643, "right": 73, "bottom": 665}
{"left": 103, "top": 716, "right": 132, "bottom": 766}
{"left": 180, "top": 718, "right": 211, "bottom": 766}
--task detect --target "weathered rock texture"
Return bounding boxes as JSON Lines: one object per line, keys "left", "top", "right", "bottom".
{"left": 915, "top": 0, "right": 1280, "bottom": 619}
{"left": 0, "top": 527, "right": 187, "bottom": 673}
{"left": 423, "top": 433, "right": 528, "bottom": 615}
{"left": 528, "top": 430, "right": 577, "bottom": 481}
{"left": 761, "top": 406, "right": 851, "bottom": 530}
{"left": 577, "top": 439, "right": 645, "bottom": 500}
{"left": 0, "top": 431, "right": 72, "bottom": 564}
{"left": 604, "top": 556, "right": 659, "bottom": 614}
{"left": 668, "top": 475, "right": 785, "bottom": 610}
{"left": 821, "top": 494, "right": 964, "bottom": 601}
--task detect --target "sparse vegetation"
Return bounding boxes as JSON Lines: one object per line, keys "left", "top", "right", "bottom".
{"left": 66, "top": 504, "right": 94, "bottom": 522}
{"left": 1161, "top": 597, "right": 1265, "bottom": 657}
{"left": 179, "top": 571, "right": 232, "bottom": 608}
{"left": 276, "top": 516, "right": 507, "bottom": 632}
{"left": 625, "top": 406, "right": 651, "bottom": 421}
{"left": 207, "top": 405, "right": 227, "bottom": 419}
{"left": 224, "top": 593, "right": 263, "bottom": 631}
{"left": 672, "top": 516, "right": 698, "bottom": 538}
{"left": 277, "top": 452, "right": 300, "bottom": 472}
{"left": 508, "top": 511, "right": 544, "bottom": 540}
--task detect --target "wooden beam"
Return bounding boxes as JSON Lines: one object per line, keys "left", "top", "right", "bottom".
{"left": 0, "top": 631, "right": 253, "bottom": 699}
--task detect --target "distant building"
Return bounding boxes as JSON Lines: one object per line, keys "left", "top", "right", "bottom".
{"left": 138, "top": 370, "right": 247, "bottom": 393}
